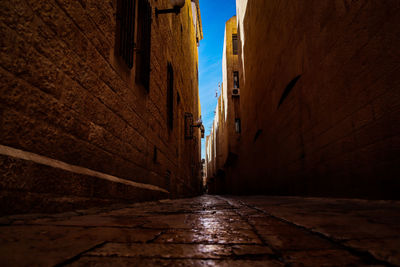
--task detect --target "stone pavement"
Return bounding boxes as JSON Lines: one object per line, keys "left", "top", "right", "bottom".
{"left": 0, "top": 195, "right": 399, "bottom": 266}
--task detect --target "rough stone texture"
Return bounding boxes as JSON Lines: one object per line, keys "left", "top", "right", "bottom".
{"left": 225, "top": 0, "right": 400, "bottom": 198}
{"left": 0, "top": 0, "right": 203, "bottom": 214}
{"left": 0, "top": 195, "right": 398, "bottom": 266}
{"left": 235, "top": 195, "right": 400, "bottom": 266}
{"left": 0, "top": 155, "right": 168, "bottom": 214}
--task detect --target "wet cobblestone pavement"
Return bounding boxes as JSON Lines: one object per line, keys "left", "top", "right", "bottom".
{"left": 1, "top": 195, "right": 399, "bottom": 266}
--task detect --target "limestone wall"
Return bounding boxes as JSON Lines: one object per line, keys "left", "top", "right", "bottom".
{"left": 0, "top": 0, "right": 203, "bottom": 214}
{"left": 232, "top": 0, "right": 400, "bottom": 199}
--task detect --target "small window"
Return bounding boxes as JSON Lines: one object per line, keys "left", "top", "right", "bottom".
{"left": 232, "top": 34, "right": 238, "bottom": 55}
{"left": 167, "top": 63, "right": 174, "bottom": 130}
{"left": 153, "top": 146, "right": 158, "bottom": 163}
{"left": 233, "top": 71, "right": 239, "bottom": 88}
{"left": 116, "top": 0, "right": 136, "bottom": 68}
{"left": 135, "top": 0, "right": 152, "bottom": 91}
{"left": 235, "top": 118, "right": 241, "bottom": 133}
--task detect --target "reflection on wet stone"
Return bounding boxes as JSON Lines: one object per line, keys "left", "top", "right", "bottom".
{"left": 0, "top": 195, "right": 399, "bottom": 266}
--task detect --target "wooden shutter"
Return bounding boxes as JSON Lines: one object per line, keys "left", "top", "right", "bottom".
{"left": 117, "top": 0, "right": 136, "bottom": 68}
{"left": 232, "top": 34, "right": 238, "bottom": 55}
{"left": 136, "top": 0, "right": 152, "bottom": 91}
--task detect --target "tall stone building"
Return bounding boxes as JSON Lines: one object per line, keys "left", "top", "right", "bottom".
{"left": 231, "top": 0, "right": 400, "bottom": 199}
{"left": 221, "top": 16, "right": 241, "bottom": 192}
{"left": 0, "top": 0, "right": 203, "bottom": 214}
{"left": 205, "top": 16, "right": 241, "bottom": 193}
{"left": 208, "top": 1, "right": 400, "bottom": 199}
{"left": 205, "top": 97, "right": 219, "bottom": 193}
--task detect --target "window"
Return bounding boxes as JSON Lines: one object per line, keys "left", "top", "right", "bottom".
{"left": 233, "top": 71, "right": 239, "bottom": 88}
{"left": 116, "top": 0, "right": 152, "bottom": 92}
{"left": 235, "top": 118, "right": 241, "bottom": 133}
{"left": 135, "top": 0, "right": 152, "bottom": 91}
{"left": 232, "top": 34, "right": 238, "bottom": 55}
{"left": 116, "top": 0, "right": 136, "bottom": 68}
{"left": 153, "top": 146, "right": 158, "bottom": 163}
{"left": 167, "top": 63, "right": 174, "bottom": 130}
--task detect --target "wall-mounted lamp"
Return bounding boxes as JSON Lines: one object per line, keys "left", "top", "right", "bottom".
{"left": 192, "top": 118, "right": 202, "bottom": 128}
{"left": 191, "top": 118, "right": 205, "bottom": 138}
{"left": 155, "top": 0, "right": 185, "bottom": 18}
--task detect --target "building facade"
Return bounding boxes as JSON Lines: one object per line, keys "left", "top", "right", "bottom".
{"left": 205, "top": 16, "right": 241, "bottom": 193}
{"left": 231, "top": 0, "right": 400, "bottom": 199}
{"left": 0, "top": 0, "right": 203, "bottom": 214}
{"left": 207, "top": 1, "right": 400, "bottom": 199}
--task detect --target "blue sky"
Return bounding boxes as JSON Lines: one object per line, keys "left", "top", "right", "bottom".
{"left": 199, "top": 0, "right": 236, "bottom": 159}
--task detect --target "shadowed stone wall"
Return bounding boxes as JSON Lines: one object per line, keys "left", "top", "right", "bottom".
{"left": 231, "top": 0, "right": 400, "bottom": 199}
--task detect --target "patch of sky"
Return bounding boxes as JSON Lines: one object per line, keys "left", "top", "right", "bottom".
{"left": 198, "top": 0, "right": 236, "bottom": 159}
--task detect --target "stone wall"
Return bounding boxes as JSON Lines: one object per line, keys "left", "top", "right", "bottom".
{"left": 0, "top": 0, "right": 203, "bottom": 214}
{"left": 221, "top": 16, "right": 240, "bottom": 192}
{"left": 206, "top": 16, "right": 241, "bottom": 194}
{"left": 231, "top": 0, "right": 400, "bottom": 199}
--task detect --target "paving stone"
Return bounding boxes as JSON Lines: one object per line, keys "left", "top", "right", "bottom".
{"left": 141, "top": 214, "right": 194, "bottom": 229}
{"left": 282, "top": 249, "right": 366, "bottom": 267}
{"left": 231, "top": 245, "right": 274, "bottom": 257}
{"left": 85, "top": 243, "right": 233, "bottom": 259}
{"left": 0, "top": 225, "right": 161, "bottom": 266}
{"left": 196, "top": 210, "right": 239, "bottom": 216}
{"left": 255, "top": 209, "right": 397, "bottom": 240}
{"left": 69, "top": 257, "right": 284, "bottom": 266}
{"left": 261, "top": 232, "right": 335, "bottom": 251}
{"left": 0, "top": 195, "right": 399, "bottom": 266}
{"left": 312, "top": 220, "right": 399, "bottom": 240}
{"left": 344, "top": 238, "right": 400, "bottom": 266}
{"left": 0, "top": 225, "right": 103, "bottom": 266}
{"left": 238, "top": 196, "right": 400, "bottom": 263}
{"left": 250, "top": 217, "right": 308, "bottom": 236}
{"left": 190, "top": 214, "right": 252, "bottom": 230}
{"left": 155, "top": 229, "right": 261, "bottom": 244}
{"left": 26, "top": 214, "right": 147, "bottom": 228}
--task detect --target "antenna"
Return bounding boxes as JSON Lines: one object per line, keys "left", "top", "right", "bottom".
{"left": 215, "top": 82, "right": 220, "bottom": 98}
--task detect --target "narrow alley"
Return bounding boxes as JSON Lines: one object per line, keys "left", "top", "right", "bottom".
{"left": 1, "top": 195, "right": 399, "bottom": 266}
{"left": 1, "top": 0, "right": 400, "bottom": 265}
